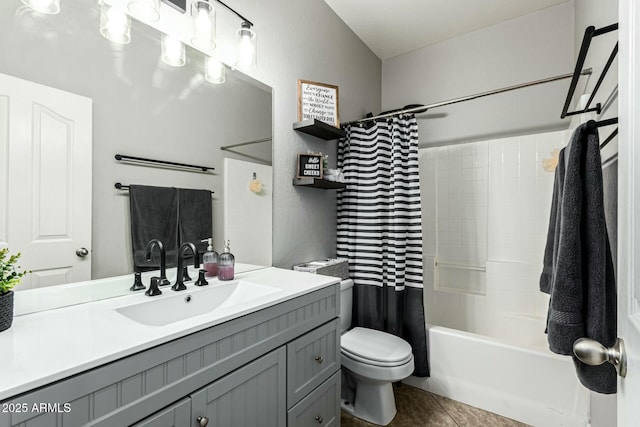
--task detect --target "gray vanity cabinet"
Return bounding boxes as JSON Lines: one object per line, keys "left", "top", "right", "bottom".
{"left": 0, "top": 283, "right": 340, "bottom": 427}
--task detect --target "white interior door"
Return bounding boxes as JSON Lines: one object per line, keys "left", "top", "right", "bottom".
{"left": 0, "top": 73, "right": 92, "bottom": 289}
{"left": 617, "top": 0, "right": 640, "bottom": 424}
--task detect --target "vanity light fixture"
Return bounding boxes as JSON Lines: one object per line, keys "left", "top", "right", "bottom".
{"left": 236, "top": 21, "right": 256, "bottom": 71}
{"left": 191, "top": 0, "right": 216, "bottom": 51}
{"left": 100, "top": 3, "right": 131, "bottom": 44}
{"left": 21, "top": 0, "right": 60, "bottom": 14}
{"left": 127, "top": 0, "right": 160, "bottom": 22}
{"left": 161, "top": 34, "right": 186, "bottom": 66}
{"left": 204, "top": 57, "right": 226, "bottom": 84}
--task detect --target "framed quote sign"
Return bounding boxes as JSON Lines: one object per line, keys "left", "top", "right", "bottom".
{"left": 297, "top": 79, "right": 340, "bottom": 127}
{"left": 297, "top": 153, "right": 323, "bottom": 179}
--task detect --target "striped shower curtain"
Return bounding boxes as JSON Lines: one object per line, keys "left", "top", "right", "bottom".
{"left": 337, "top": 114, "right": 428, "bottom": 376}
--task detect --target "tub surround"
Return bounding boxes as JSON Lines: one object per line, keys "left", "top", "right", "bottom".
{"left": 0, "top": 267, "right": 339, "bottom": 401}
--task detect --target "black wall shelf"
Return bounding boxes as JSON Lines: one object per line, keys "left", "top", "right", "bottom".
{"left": 292, "top": 178, "right": 346, "bottom": 189}
{"left": 293, "top": 119, "right": 346, "bottom": 140}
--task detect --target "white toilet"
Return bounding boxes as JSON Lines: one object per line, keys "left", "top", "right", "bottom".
{"left": 339, "top": 279, "right": 415, "bottom": 426}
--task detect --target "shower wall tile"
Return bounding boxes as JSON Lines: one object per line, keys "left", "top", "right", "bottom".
{"left": 431, "top": 142, "right": 488, "bottom": 295}
{"left": 419, "top": 151, "right": 437, "bottom": 256}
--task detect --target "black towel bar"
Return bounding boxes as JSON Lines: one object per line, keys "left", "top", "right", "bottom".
{"left": 115, "top": 183, "right": 215, "bottom": 194}
{"left": 115, "top": 154, "right": 215, "bottom": 172}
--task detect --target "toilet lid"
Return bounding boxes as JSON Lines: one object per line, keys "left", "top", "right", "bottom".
{"left": 341, "top": 327, "right": 413, "bottom": 366}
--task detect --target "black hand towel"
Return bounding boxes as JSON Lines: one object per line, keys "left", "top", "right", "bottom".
{"left": 178, "top": 188, "right": 213, "bottom": 260}
{"left": 129, "top": 185, "right": 179, "bottom": 271}
{"left": 540, "top": 123, "right": 617, "bottom": 394}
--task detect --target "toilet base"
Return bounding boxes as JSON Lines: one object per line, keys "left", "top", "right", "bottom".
{"left": 341, "top": 381, "right": 397, "bottom": 426}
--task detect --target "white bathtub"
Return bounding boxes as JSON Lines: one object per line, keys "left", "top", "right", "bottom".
{"left": 404, "top": 326, "right": 591, "bottom": 427}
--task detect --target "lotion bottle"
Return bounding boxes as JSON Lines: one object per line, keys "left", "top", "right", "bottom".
{"left": 201, "top": 238, "right": 218, "bottom": 278}
{"left": 218, "top": 240, "right": 235, "bottom": 281}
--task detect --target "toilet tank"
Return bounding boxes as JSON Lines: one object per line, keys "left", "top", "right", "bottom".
{"left": 340, "top": 279, "right": 353, "bottom": 332}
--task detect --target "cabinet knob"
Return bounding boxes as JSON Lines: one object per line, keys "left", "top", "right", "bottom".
{"left": 314, "top": 356, "right": 324, "bottom": 364}
{"left": 196, "top": 416, "right": 209, "bottom": 427}
{"left": 315, "top": 415, "right": 324, "bottom": 424}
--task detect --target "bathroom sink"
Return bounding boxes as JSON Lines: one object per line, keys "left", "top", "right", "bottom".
{"left": 115, "top": 280, "right": 281, "bottom": 326}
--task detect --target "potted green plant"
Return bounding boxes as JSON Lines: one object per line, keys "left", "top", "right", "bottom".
{"left": 0, "top": 248, "right": 29, "bottom": 333}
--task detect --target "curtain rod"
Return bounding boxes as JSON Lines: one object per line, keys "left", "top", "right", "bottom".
{"left": 342, "top": 69, "right": 593, "bottom": 127}
{"left": 220, "top": 137, "right": 271, "bottom": 151}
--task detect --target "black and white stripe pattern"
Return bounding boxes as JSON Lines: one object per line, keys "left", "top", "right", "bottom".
{"left": 336, "top": 114, "right": 428, "bottom": 376}
{"left": 337, "top": 115, "right": 423, "bottom": 290}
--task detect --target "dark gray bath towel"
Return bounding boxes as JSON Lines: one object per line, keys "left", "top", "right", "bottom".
{"left": 540, "top": 122, "right": 617, "bottom": 394}
{"left": 540, "top": 149, "right": 565, "bottom": 294}
{"left": 178, "top": 189, "right": 213, "bottom": 260}
{"left": 129, "top": 185, "right": 179, "bottom": 270}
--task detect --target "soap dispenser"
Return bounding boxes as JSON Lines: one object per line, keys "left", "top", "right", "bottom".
{"left": 201, "top": 237, "right": 218, "bottom": 278}
{"left": 218, "top": 240, "right": 235, "bottom": 281}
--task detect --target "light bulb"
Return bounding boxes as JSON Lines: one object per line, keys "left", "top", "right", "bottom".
{"left": 205, "top": 57, "right": 225, "bottom": 84}
{"left": 161, "top": 34, "right": 186, "bottom": 67}
{"left": 21, "top": 0, "right": 60, "bottom": 14}
{"left": 100, "top": 4, "right": 131, "bottom": 44}
{"left": 191, "top": 1, "right": 216, "bottom": 51}
{"left": 194, "top": 8, "right": 212, "bottom": 33}
{"left": 235, "top": 22, "right": 256, "bottom": 71}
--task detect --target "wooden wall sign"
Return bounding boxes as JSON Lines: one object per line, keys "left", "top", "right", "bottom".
{"left": 296, "top": 153, "right": 323, "bottom": 179}
{"left": 297, "top": 79, "right": 339, "bottom": 127}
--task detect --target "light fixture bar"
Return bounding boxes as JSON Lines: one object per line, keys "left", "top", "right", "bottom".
{"left": 211, "top": 0, "right": 252, "bottom": 27}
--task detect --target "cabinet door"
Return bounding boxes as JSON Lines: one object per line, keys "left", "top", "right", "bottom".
{"left": 132, "top": 398, "right": 191, "bottom": 427}
{"left": 191, "top": 347, "right": 286, "bottom": 427}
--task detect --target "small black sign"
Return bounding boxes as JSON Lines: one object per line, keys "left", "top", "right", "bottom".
{"left": 297, "top": 154, "right": 323, "bottom": 179}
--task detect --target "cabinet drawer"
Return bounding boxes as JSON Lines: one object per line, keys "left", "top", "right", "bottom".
{"left": 287, "top": 371, "right": 340, "bottom": 427}
{"left": 286, "top": 319, "right": 340, "bottom": 407}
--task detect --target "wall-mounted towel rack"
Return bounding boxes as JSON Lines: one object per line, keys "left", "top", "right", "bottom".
{"left": 561, "top": 23, "right": 618, "bottom": 119}
{"left": 115, "top": 183, "right": 215, "bottom": 193}
{"left": 561, "top": 23, "right": 618, "bottom": 151}
{"left": 115, "top": 154, "right": 215, "bottom": 172}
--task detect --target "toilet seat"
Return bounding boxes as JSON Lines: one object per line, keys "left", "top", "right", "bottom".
{"left": 341, "top": 327, "right": 413, "bottom": 367}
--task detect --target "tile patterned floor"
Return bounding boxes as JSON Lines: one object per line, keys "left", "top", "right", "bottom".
{"left": 340, "top": 384, "right": 531, "bottom": 427}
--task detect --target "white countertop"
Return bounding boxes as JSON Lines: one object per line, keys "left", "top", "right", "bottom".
{"left": 0, "top": 267, "right": 339, "bottom": 400}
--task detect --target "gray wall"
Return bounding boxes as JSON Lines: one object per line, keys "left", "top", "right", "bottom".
{"left": 381, "top": 2, "right": 574, "bottom": 146}
{"left": 231, "top": 0, "right": 382, "bottom": 268}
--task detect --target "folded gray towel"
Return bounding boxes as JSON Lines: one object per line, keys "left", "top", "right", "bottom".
{"left": 540, "top": 122, "right": 617, "bottom": 394}
{"left": 129, "top": 185, "right": 179, "bottom": 271}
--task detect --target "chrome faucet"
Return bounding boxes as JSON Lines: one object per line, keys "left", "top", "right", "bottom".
{"left": 173, "top": 242, "right": 200, "bottom": 291}
{"left": 144, "top": 239, "right": 171, "bottom": 287}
